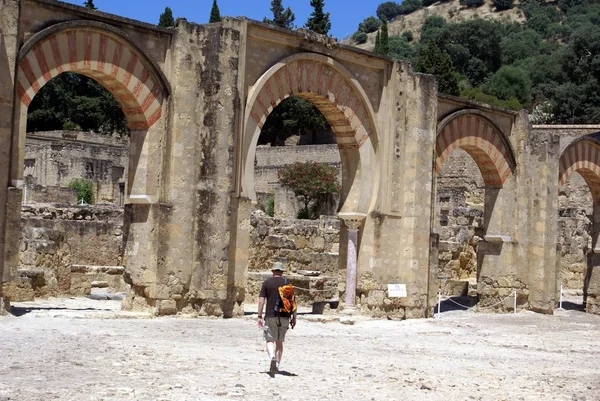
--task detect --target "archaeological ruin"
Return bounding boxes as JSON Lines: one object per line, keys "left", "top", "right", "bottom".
{"left": 1, "top": 0, "right": 600, "bottom": 318}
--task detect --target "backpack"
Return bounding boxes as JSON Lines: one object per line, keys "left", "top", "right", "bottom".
{"left": 274, "top": 278, "right": 297, "bottom": 324}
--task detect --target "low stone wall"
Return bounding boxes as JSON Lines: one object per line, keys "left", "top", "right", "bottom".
{"left": 246, "top": 212, "right": 340, "bottom": 306}
{"left": 4, "top": 204, "right": 126, "bottom": 302}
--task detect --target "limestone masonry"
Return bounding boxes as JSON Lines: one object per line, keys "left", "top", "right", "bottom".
{"left": 1, "top": 0, "right": 600, "bottom": 318}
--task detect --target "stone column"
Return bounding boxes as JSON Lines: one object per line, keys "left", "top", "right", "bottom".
{"left": 338, "top": 212, "right": 367, "bottom": 313}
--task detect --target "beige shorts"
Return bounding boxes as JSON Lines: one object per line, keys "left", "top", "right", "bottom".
{"left": 263, "top": 316, "right": 290, "bottom": 342}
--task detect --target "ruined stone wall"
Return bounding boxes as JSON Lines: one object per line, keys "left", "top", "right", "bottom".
{"left": 246, "top": 211, "right": 339, "bottom": 306}
{"left": 4, "top": 204, "right": 124, "bottom": 301}
{"left": 25, "top": 131, "right": 128, "bottom": 204}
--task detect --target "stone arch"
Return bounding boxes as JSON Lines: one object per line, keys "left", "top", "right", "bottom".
{"left": 14, "top": 20, "right": 170, "bottom": 202}
{"left": 16, "top": 20, "right": 169, "bottom": 131}
{"left": 435, "top": 110, "right": 516, "bottom": 188}
{"left": 559, "top": 137, "right": 600, "bottom": 203}
{"left": 241, "top": 52, "right": 379, "bottom": 213}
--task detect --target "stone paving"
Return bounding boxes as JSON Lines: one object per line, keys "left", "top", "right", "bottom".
{"left": 0, "top": 297, "right": 599, "bottom": 401}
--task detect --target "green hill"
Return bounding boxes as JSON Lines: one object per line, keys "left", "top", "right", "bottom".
{"left": 346, "top": 0, "right": 600, "bottom": 124}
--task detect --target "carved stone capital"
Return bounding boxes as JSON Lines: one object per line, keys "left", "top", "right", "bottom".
{"left": 338, "top": 212, "right": 367, "bottom": 231}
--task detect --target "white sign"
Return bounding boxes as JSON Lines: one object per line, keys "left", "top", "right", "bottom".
{"left": 387, "top": 284, "right": 407, "bottom": 298}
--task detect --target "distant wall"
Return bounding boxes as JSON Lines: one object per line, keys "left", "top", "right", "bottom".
{"left": 24, "top": 131, "right": 128, "bottom": 204}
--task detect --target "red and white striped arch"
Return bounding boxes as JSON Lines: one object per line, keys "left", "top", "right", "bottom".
{"left": 246, "top": 54, "right": 375, "bottom": 150}
{"left": 435, "top": 112, "right": 515, "bottom": 188}
{"left": 16, "top": 28, "right": 165, "bottom": 131}
{"left": 559, "top": 140, "right": 600, "bottom": 203}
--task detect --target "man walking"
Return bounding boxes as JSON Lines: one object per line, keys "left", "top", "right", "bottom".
{"left": 257, "top": 261, "right": 297, "bottom": 376}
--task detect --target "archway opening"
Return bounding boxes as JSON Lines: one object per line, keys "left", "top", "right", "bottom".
{"left": 557, "top": 138, "right": 600, "bottom": 314}
{"left": 12, "top": 72, "right": 130, "bottom": 307}
{"left": 433, "top": 112, "right": 516, "bottom": 313}
{"left": 435, "top": 148, "right": 484, "bottom": 309}
{"left": 558, "top": 171, "right": 593, "bottom": 311}
{"left": 254, "top": 95, "right": 341, "bottom": 219}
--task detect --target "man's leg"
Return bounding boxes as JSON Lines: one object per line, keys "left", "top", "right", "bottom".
{"left": 266, "top": 341, "right": 276, "bottom": 360}
{"left": 275, "top": 341, "right": 284, "bottom": 368}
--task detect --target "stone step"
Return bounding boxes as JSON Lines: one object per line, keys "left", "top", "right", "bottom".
{"left": 17, "top": 268, "right": 45, "bottom": 279}
{"left": 71, "top": 265, "right": 124, "bottom": 275}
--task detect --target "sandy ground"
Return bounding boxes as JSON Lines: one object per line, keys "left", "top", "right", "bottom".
{"left": 0, "top": 296, "right": 599, "bottom": 401}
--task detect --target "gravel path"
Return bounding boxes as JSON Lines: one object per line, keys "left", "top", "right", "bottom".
{"left": 0, "top": 297, "right": 599, "bottom": 401}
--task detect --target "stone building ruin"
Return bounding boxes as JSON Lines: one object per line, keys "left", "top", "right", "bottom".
{"left": 1, "top": 0, "right": 600, "bottom": 318}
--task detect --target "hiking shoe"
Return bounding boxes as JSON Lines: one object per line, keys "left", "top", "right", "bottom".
{"left": 269, "top": 358, "right": 277, "bottom": 376}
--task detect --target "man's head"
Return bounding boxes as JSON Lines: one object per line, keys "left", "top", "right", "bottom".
{"left": 271, "top": 261, "right": 285, "bottom": 276}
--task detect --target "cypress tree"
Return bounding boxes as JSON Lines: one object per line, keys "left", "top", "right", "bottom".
{"left": 158, "top": 7, "right": 175, "bottom": 28}
{"left": 84, "top": 0, "right": 97, "bottom": 10}
{"left": 265, "top": 0, "right": 295, "bottom": 29}
{"left": 209, "top": 0, "right": 221, "bottom": 23}
{"left": 380, "top": 19, "right": 389, "bottom": 56}
{"left": 374, "top": 31, "right": 382, "bottom": 54}
{"left": 305, "top": 0, "right": 331, "bottom": 35}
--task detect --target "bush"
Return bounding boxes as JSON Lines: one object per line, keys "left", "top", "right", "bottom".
{"left": 402, "top": 30, "right": 414, "bottom": 42}
{"left": 68, "top": 179, "right": 94, "bottom": 204}
{"left": 463, "top": 0, "right": 485, "bottom": 8}
{"left": 265, "top": 196, "right": 275, "bottom": 217}
{"left": 352, "top": 31, "right": 368, "bottom": 44}
{"left": 358, "top": 16, "right": 382, "bottom": 33}
{"left": 492, "top": 0, "right": 514, "bottom": 11}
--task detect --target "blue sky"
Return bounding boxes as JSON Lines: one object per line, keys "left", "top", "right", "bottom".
{"left": 66, "top": 0, "right": 379, "bottom": 39}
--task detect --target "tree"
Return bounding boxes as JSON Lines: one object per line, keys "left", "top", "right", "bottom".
{"left": 376, "top": 2, "right": 402, "bottom": 21}
{"left": 264, "top": 0, "right": 295, "bottom": 29}
{"left": 483, "top": 66, "right": 532, "bottom": 108}
{"left": 83, "top": 0, "right": 97, "bottom": 10}
{"left": 278, "top": 161, "right": 340, "bottom": 219}
{"left": 209, "top": 0, "right": 221, "bottom": 23}
{"left": 415, "top": 41, "right": 460, "bottom": 96}
{"left": 358, "top": 16, "right": 382, "bottom": 33}
{"left": 27, "top": 73, "right": 128, "bottom": 136}
{"left": 305, "top": 0, "right": 332, "bottom": 35}
{"left": 374, "top": 31, "right": 382, "bottom": 54}
{"left": 388, "top": 35, "right": 416, "bottom": 60}
{"left": 380, "top": 19, "right": 390, "bottom": 55}
{"left": 158, "top": 7, "right": 175, "bottom": 28}
{"left": 258, "top": 96, "right": 329, "bottom": 146}
{"left": 399, "top": 0, "right": 422, "bottom": 15}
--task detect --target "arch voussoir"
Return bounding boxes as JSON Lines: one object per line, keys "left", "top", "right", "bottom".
{"left": 17, "top": 25, "right": 167, "bottom": 131}
{"left": 435, "top": 112, "right": 516, "bottom": 188}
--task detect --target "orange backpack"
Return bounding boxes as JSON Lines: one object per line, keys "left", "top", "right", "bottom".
{"left": 274, "top": 279, "right": 297, "bottom": 316}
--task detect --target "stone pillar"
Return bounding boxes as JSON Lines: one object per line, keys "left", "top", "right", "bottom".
{"left": 339, "top": 212, "right": 366, "bottom": 313}
{"left": 0, "top": 0, "right": 21, "bottom": 314}
{"left": 585, "top": 204, "right": 600, "bottom": 315}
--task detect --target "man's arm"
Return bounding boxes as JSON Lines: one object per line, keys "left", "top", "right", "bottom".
{"left": 257, "top": 296, "right": 266, "bottom": 328}
{"left": 291, "top": 309, "right": 297, "bottom": 329}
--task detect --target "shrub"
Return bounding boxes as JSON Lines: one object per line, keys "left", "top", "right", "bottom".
{"left": 401, "top": 30, "right": 414, "bottom": 42}
{"left": 358, "top": 16, "right": 382, "bottom": 33}
{"left": 352, "top": 31, "right": 368, "bottom": 44}
{"left": 68, "top": 178, "right": 94, "bottom": 204}
{"left": 464, "top": 0, "right": 485, "bottom": 8}
{"left": 492, "top": 0, "right": 514, "bottom": 11}
{"left": 265, "top": 196, "right": 275, "bottom": 217}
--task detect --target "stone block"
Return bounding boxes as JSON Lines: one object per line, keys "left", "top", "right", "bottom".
{"left": 443, "top": 280, "right": 468, "bottom": 296}
{"left": 156, "top": 300, "right": 177, "bottom": 316}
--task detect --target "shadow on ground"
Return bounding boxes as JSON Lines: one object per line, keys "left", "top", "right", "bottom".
{"left": 10, "top": 306, "right": 114, "bottom": 317}
{"left": 435, "top": 296, "right": 478, "bottom": 313}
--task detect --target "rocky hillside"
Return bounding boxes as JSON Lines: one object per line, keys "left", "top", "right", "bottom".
{"left": 346, "top": 0, "right": 525, "bottom": 50}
